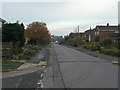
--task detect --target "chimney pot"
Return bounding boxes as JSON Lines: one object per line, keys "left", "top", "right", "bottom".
{"left": 90, "top": 27, "right": 92, "bottom": 30}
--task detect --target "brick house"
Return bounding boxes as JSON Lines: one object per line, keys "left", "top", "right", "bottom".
{"left": 93, "top": 23, "right": 118, "bottom": 42}
{"left": 83, "top": 23, "right": 118, "bottom": 42}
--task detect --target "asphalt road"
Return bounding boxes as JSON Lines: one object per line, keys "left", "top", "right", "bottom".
{"left": 43, "top": 44, "right": 118, "bottom": 88}
{"left": 1, "top": 44, "right": 119, "bottom": 89}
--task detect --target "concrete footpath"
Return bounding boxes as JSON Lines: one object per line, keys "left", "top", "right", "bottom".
{"left": 17, "top": 47, "right": 50, "bottom": 70}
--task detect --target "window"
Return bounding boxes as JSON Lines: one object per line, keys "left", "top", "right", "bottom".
{"left": 97, "top": 31, "right": 99, "bottom": 35}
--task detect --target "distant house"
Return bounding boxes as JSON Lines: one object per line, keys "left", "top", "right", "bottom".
{"left": 0, "top": 18, "right": 6, "bottom": 30}
{"left": 83, "top": 23, "right": 118, "bottom": 42}
{"left": 93, "top": 23, "right": 118, "bottom": 42}
{"left": 51, "top": 35, "right": 62, "bottom": 42}
{"left": 83, "top": 27, "right": 94, "bottom": 42}
{"left": 69, "top": 32, "right": 84, "bottom": 39}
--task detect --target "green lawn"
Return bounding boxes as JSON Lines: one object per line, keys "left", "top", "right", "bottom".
{"left": 0, "top": 60, "right": 24, "bottom": 72}
{"left": 2, "top": 60, "right": 24, "bottom": 64}
{"left": 2, "top": 67, "right": 16, "bottom": 71}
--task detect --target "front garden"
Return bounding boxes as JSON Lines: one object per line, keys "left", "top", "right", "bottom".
{"left": 83, "top": 39, "right": 120, "bottom": 57}
{"left": 2, "top": 44, "right": 42, "bottom": 72}
{"left": 2, "top": 21, "right": 50, "bottom": 72}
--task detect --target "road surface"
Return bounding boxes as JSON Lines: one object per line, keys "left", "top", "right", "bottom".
{"left": 2, "top": 44, "right": 118, "bottom": 88}
{"left": 43, "top": 44, "right": 118, "bottom": 88}
{"left": 2, "top": 66, "right": 45, "bottom": 88}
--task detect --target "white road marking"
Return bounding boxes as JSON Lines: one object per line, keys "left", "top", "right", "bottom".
{"left": 37, "top": 79, "right": 44, "bottom": 88}
{"left": 41, "top": 73, "right": 44, "bottom": 78}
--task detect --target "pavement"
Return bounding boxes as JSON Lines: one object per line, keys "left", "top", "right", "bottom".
{"left": 27, "top": 47, "right": 49, "bottom": 64}
{"left": 2, "top": 47, "right": 50, "bottom": 88}
{"left": 42, "top": 44, "right": 118, "bottom": 88}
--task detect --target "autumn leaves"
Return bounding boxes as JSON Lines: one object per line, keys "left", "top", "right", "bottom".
{"left": 24, "top": 22, "right": 50, "bottom": 45}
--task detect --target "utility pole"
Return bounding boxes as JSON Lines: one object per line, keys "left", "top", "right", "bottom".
{"left": 78, "top": 26, "right": 79, "bottom": 33}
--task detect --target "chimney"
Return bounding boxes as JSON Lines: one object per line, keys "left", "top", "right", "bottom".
{"left": 90, "top": 27, "right": 92, "bottom": 30}
{"left": 107, "top": 23, "right": 109, "bottom": 26}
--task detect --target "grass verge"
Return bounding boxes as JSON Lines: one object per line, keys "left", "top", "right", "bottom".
{"left": 2, "top": 60, "right": 24, "bottom": 64}
{"left": 2, "top": 67, "right": 16, "bottom": 71}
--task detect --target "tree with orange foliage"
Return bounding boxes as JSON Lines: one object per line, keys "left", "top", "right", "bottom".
{"left": 24, "top": 22, "right": 50, "bottom": 45}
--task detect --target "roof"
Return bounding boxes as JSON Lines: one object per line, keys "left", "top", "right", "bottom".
{"left": 84, "top": 24, "right": 118, "bottom": 34}
{"left": 84, "top": 29, "right": 93, "bottom": 34}
{"left": 0, "top": 18, "right": 6, "bottom": 23}
{"left": 96, "top": 26, "right": 118, "bottom": 31}
{"left": 69, "top": 33, "right": 84, "bottom": 37}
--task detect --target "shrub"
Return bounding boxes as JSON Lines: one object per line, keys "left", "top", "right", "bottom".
{"left": 24, "top": 55, "right": 31, "bottom": 60}
{"left": 100, "top": 48, "right": 120, "bottom": 57}
{"left": 83, "top": 42, "right": 88, "bottom": 48}
{"left": 100, "top": 39, "right": 112, "bottom": 48}
{"left": 83, "top": 42, "right": 101, "bottom": 51}
{"left": 86, "top": 45, "right": 91, "bottom": 49}
{"left": 83, "top": 44, "right": 87, "bottom": 48}
{"left": 24, "top": 49, "right": 36, "bottom": 56}
{"left": 90, "top": 45, "right": 97, "bottom": 51}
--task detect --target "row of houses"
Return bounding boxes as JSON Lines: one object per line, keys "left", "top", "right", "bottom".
{"left": 0, "top": 18, "right": 119, "bottom": 43}
{"left": 69, "top": 23, "right": 119, "bottom": 42}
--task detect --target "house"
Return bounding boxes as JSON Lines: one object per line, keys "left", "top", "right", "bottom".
{"left": 0, "top": 18, "right": 6, "bottom": 30}
{"left": 93, "top": 23, "right": 118, "bottom": 42}
{"left": 51, "top": 35, "right": 62, "bottom": 42}
{"left": 83, "top": 27, "right": 93, "bottom": 42}
{"left": 69, "top": 32, "right": 84, "bottom": 39}
{"left": 83, "top": 23, "right": 118, "bottom": 42}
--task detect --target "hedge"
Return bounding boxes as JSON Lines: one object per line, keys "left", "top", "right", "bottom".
{"left": 100, "top": 48, "right": 120, "bottom": 57}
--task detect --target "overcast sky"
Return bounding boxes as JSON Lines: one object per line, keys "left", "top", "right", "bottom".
{"left": 1, "top": 0, "right": 119, "bottom": 36}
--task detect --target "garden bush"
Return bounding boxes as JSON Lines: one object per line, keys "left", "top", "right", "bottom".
{"left": 16, "top": 45, "right": 41, "bottom": 60}
{"left": 86, "top": 45, "right": 91, "bottom": 49}
{"left": 24, "top": 49, "right": 36, "bottom": 56}
{"left": 100, "top": 39, "right": 112, "bottom": 48}
{"left": 90, "top": 45, "right": 98, "bottom": 51}
{"left": 83, "top": 44, "right": 87, "bottom": 48}
{"left": 89, "top": 44, "right": 101, "bottom": 51}
{"left": 83, "top": 42, "right": 101, "bottom": 51}
{"left": 100, "top": 48, "right": 120, "bottom": 57}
